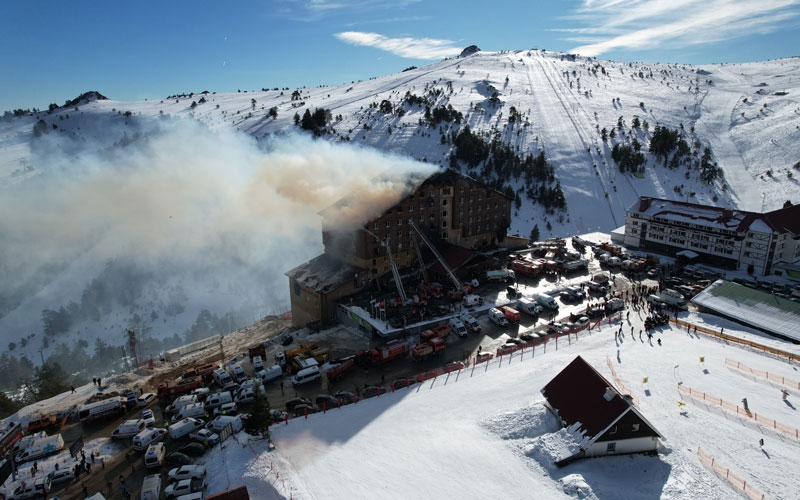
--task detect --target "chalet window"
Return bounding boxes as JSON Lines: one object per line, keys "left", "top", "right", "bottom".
{"left": 442, "top": 199, "right": 448, "bottom": 206}
{"left": 442, "top": 187, "right": 451, "bottom": 195}
{"left": 442, "top": 220, "right": 447, "bottom": 228}
{"left": 373, "top": 223, "right": 379, "bottom": 230}
{"left": 609, "top": 426, "right": 617, "bottom": 434}
{"left": 632, "top": 424, "right": 640, "bottom": 432}
{"left": 441, "top": 232, "right": 448, "bottom": 239}
{"left": 442, "top": 210, "right": 448, "bottom": 217}
{"left": 386, "top": 220, "right": 391, "bottom": 227}
{"left": 409, "top": 204, "right": 414, "bottom": 212}
{"left": 606, "top": 442, "right": 616, "bottom": 454}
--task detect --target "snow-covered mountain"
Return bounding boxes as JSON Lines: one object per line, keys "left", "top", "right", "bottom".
{"left": 1, "top": 49, "right": 799, "bottom": 369}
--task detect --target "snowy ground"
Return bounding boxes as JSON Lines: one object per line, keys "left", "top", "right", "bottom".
{"left": 9, "top": 308, "right": 798, "bottom": 500}
{"left": 259, "top": 309, "right": 800, "bottom": 500}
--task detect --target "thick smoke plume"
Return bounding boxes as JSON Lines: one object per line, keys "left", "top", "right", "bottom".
{"left": 0, "top": 116, "right": 437, "bottom": 347}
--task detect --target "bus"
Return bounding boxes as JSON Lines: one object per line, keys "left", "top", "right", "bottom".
{"left": 78, "top": 397, "right": 127, "bottom": 423}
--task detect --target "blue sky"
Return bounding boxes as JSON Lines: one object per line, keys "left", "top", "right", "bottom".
{"left": 1, "top": 0, "right": 799, "bottom": 113}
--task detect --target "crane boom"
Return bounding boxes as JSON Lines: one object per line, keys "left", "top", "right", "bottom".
{"left": 364, "top": 229, "right": 407, "bottom": 303}
{"left": 408, "top": 220, "right": 462, "bottom": 293}
{"left": 410, "top": 232, "right": 429, "bottom": 283}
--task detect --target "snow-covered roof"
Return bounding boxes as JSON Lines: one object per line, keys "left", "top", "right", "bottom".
{"left": 691, "top": 280, "right": 800, "bottom": 342}
{"left": 631, "top": 197, "right": 800, "bottom": 237}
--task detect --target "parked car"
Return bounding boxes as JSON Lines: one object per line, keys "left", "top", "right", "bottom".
{"left": 188, "top": 428, "right": 219, "bottom": 446}
{"left": 586, "top": 307, "right": 605, "bottom": 319}
{"left": 333, "top": 391, "right": 356, "bottom": 405}
{"left": 443, "top": 360, "right": 465, "bottom": 372}
{"left": 165, "top": 478, "right": 203, "bottom": 499}
{"left": 166, "top": 452, "right": 193, "bottom": 466}
{"left": 546, "top": 322, "right": 570, "bottom": 335}
{"left": 269, "top": 409, "right": 288, "bottom": 422}
{"left": 315, "top": 395, "right": 338, "bottom": 409}
{"left": 475, "top": 352, "right": 494, "bottom": 364}
{"left": 587, "top": 281, "right": 607, "bottom": 294}
{"left": 142, "top": 409, "right": 156, "bottom": 427}
{"left": 285, "top": 397, "right": 312, "bottom": 412}
{"left": 167, "top": 465, "right": 207, "bottom": 483}
{"left": 138, "top": 393, "right": 156, "bottom": 407}
{"left": 47, "top": 469, "right": 75, "bottom": 486}
{"left": 290, "top": 403, "right": 317, "bottom": 417}
{"left": 213, "top": 402, "right": 238, "bottom": 417}
{"left": 7, "top": 478, "right": 51, "bottom": 500}
{"left": 362, "top": 386, "right": 385, "bottom": 399}
{"left": 178, "top": 442, "right": 206, "bottom": 456}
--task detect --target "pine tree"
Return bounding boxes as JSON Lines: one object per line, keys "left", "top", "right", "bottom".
{"left": 530, "top": 224, "right": 540, "bottom": 242}
{"left": 244, "top": 388, "right": 271, "bottom": 439}
{"left": 34, "top": 363, "right": 70, "bottom": 400}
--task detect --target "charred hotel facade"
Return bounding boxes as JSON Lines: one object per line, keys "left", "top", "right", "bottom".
{"left": 286, "top": 169, "right": 514, "bottom": 328}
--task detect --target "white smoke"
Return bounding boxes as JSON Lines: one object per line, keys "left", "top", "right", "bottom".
{"left": 0, "top": 116, "right": 438, "bottom": 347}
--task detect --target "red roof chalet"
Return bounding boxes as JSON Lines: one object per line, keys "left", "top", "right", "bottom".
{"left": 541, "top": 356, "right": 662, "bottom": 464}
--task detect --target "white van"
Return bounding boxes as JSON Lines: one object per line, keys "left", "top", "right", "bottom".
{"left": 535, "top": 293, "right": 559, "bottom": 311}
{"left": 168, "top": 417, "right": 205, "bottom": 440}
{"left": 488, "top": 308, "right": 509, "bottom": 327}
{"left": 291, "top": 365, "right": 321, "bottom": 385}
{"left": 212, "top": 368, "right": 234, "bottom": 388}
{"left": 228, "top": 363, "right": 247, "bottom": 384}
{"left": 256, "top": 364, "right": 283, "bottom": 384}
{"left": 460, "top": 315, "right": 482, "bottom": 333}
{"left": 447, "top": 317, "right": 468, "bottom": 337}
{"left": 165, "top": 394, "right": 197, "bottom": 414}
{"left": 141, "top": 474, "right": 161, "bottom": 500}
{"left": 171, "top": 402, "right": 207, "bottom": 423}
{"left": 132, "top": 428, "right": 166, "bottom": 451}
{"left": 144, "top": 442, "right": 165, "bottom": 469}
{"left": 204, "top": 391, "right": 233, "bottom": 411}
{"left": 207, "top": 415, "right": 243, "bottom": 434}
{"left": 252, "top": 355, "right": 265, "bottom": 372}
{"left": 516, "top": 297, "right": 542, "bottom": 317}
{"left": 111, "top": 419, "right": 146, "bottom": 439}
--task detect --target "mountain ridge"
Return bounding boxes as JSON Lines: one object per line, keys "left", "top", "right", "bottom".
{"left": 1, "top": 48, "right": 798, "bottom": 375}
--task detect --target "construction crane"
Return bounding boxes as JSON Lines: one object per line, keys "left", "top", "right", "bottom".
{"left": 364, "top": 229, "right": 408, "bottom": 303}
{"left": 408, "top": 220, "right": 466, "bottom": 299}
